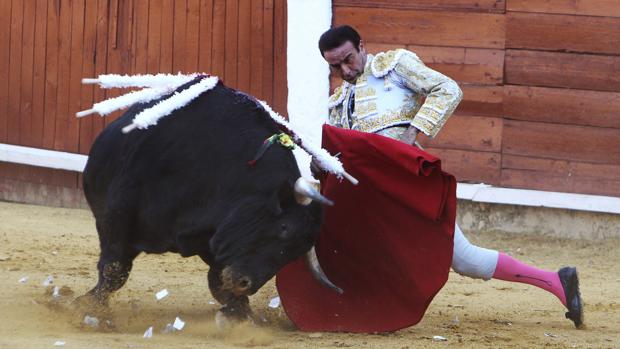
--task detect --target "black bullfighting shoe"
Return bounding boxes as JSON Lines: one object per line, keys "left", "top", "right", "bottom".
{"left": 558, "top": 266, "right": 583, "bottom": 328}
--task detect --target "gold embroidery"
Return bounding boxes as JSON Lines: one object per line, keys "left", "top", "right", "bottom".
{"left": 371, "top": 50, "right": 401, "bottom": 77}
{"left": 328, "top": 86, "right": 343, "bottom": 105}
{"left": 354, "top": 86, "right": 376, "bottom": 100}
{"left": 356, "top": 73, "right": 368, "bottom": 85}
{"left": 354, "top": 101, "right": 378, "bottom": 118}
{"left": 410, "top": 117, "right": 435, "bottom": 136}
{"left": 329, "top": 105, "right": 344, "bottom": 127}
{"left": 354, "top": 107, "right": 415, "bottom": 133}
{"left": 377, "top": 126, "right": 408, "bottom": 140}
{"left": 417, "top": 107, "right": 442, "bottom": 125}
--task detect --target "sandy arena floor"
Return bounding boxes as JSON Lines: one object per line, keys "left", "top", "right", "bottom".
{"left": 0, "top": 201, "right": 619, "bottom": 349}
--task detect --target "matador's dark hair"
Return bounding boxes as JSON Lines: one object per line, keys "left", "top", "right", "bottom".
{"left": 318, "top": 25, "right": 361, "bottom": 57}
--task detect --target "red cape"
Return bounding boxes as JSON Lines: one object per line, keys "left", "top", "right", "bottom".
{"left": 276, "top": 125, "right": 456, "bottom": 333}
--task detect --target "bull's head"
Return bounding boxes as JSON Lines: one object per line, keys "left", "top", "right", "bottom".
{"left": 208, "top": 178, "right": 339, "bottom": 296}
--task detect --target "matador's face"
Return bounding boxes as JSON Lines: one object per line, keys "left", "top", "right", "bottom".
{"left": 323, "top": 40, "right": 367, "bottom": 84}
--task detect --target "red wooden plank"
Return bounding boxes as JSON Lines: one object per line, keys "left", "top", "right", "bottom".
{"left": 104, "top": 0, "right": 129, "bottom": 127}
{"left": 507, "top": 12, "right": 620, "bottom": 55}
{"left": 147, "top": 0, "right": 163, "bottom": 74}
{"left": 91, "top": 0, "right": 109, "bottom": 140}
{"left": 250, "top": 0, "right": 264, "bottom": 98}
{"left": 224, "top": 0, "right": 239, "bottom": 87}
{"left": 78, "top": 0, "right": 97, "bottom": 155}
{"left": 502, "top": 120, "right": 620, "bottom": 164}
{"left": 236, "top": 0, "right": 251, "bottom": 92}
{"left": 505, "top": 50, "right": 620, "bottom": 92}
{"left": 7, "top": 0, "right": 24, "bottom": 145}
{"left": 185, "top": 0, "right": 201, "bottom": 72}
{"left": 362, "top": 43, "right": 401, "bottom": 55}
{"left": 507, "top": 0, "right": 620, "bottom": 18}
{"left": 197, "top": 0, "right": 213, "bottom": 73}
{"left": 504, "top": 85, "right": 620, "bottom": 129}
{"left": 211, "top": 0, "right": 226, "bottom": 79}
{"left": 457, "top": 85, "right": 503, "bottom": 117}
{"left": 503, "top": 169, "right": 620, "bottom": 197}
{"left": 53, "top": 0, "right": 73, "bottom": 150}
{"left": 19, "top": 0, "right": 35, "bottom": 147}
{"left": 114, "top": 0, "right": 134, "bottom": 122}
{"left": 133, "top": 0, "right": 149, "bottom": 74}
{"left": 425, "top": 147, "right": 501, "bottom": 184}
{"left": 501, "top": 154, "right": 620, "bottom": 197}
{"left": 109, "top": 0, "right": 119, "bottom": 49}
{"left": 121, "top": 0, "right": 135, "bottom": 71}
{"left": 43, "top": 1, "right": 59, "bottom": 150}
{"left": 503, "top": 154, "right": 620, "bottom": 181}
{"left": 272, "top": 0, "right": 287, "bottom": 117}
{"left": 334, "top": 7, "right": 506, "bottom": 49}
{"left": 419, "top": 115, "right": 503, "bottom": 152}
{"left": 64, "top": 0, "right": 85, "bottom": 153}
{"left": 367, "top": 43, "right": 499, "bottom": 93}
{"left": 0, "top": 0, "right": 11, "bottom": 142}
{"left": 262, "top": 0, "right": 274, "bottom": 103}
{"left": 123, "top": 0, "right": 133, "bottom": 52}
{"left": 172, "top": 0, "right": 187, "bottom": 73}
{"left": 408, "top": 45, "right": 503, "bottom": 85}
{"left": 31, "top": 0, "right": 48, "bottom": 149}
{"left": 334, "top": 0, "right": 506, "bottom": 13}
{"left": 160, "top": 0, "right": 175, "bottom": 73}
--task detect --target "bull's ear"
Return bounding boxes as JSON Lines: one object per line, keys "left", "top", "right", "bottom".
{"left": 269, "top": 180, "right": 294, "bottom": 215}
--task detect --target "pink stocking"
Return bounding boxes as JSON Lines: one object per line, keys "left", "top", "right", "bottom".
{"left": 493, "top": 252, "right": 566, "bottom": 306}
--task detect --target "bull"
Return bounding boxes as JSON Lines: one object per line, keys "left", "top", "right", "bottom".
{"left": 77, "top": 78, "right": 336, "bottom": 324}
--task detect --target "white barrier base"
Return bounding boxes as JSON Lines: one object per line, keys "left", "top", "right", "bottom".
{"left": 1, "top": 143, "right": 619, "bottom": 214}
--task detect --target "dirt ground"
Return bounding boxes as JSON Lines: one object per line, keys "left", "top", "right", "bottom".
{"left": 0, "top": 201, "right": 619, "bottom": 349}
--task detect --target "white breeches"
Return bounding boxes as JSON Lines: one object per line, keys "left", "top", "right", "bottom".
{"left": 451, "top": 224, "right": 498, "bottom": 280}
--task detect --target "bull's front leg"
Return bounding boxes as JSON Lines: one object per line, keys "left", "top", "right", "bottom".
{"left": 207, "top": 266, "right": 253, "bottom": 328}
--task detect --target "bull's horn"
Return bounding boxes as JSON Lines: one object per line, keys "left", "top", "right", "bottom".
{"left": 305, "top": 246, "right": 343, "bottom": 294}
{"left": 294, "top": 178, "right": 334, "bottom": 206}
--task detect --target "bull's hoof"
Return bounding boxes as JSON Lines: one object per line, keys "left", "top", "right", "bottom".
{"left": 215, "top": 310, "right": 233, "bottom": 331}
{"left": 73, "top": 294, "right": 107, "bottom": 313}
{"left": 215, "top": 309, "right": 254, "bottom": 331}
{"left": 72, "top": 293, "right": 114, "bottom": 330}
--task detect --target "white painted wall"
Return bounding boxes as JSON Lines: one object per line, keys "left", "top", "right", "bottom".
{"left": 0, "top": 143, "right": 87, "bottom": 172}
{"left": 286, "top": 0, "right": 332, "bottom": 178}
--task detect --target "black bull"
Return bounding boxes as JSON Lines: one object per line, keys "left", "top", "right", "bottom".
{"left": 78, "top": 80, "right": 332, "bottom": 321}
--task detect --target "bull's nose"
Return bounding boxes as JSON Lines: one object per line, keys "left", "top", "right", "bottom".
{"left": 233, "top": 276, "right": 252, "bottom": 295}
{"left": 220, "top": 266, "right": 254, "bottom": 295}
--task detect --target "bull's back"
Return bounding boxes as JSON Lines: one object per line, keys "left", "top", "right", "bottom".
{"left": 83, "top": 81, "right": 295, "bottom": 231}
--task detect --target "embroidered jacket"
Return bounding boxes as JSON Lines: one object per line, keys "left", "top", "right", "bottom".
{"left": 328, "top": 49, "right": 463, "bottom": 138}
